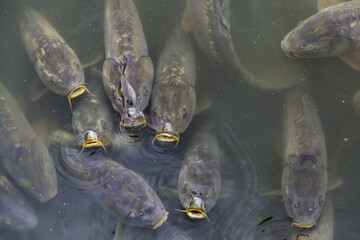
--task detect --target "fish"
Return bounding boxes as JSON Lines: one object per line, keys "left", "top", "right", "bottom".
{"left": 281, "top": 1, "right": 360, "bottom": 59}
{"left": 71, "top": 68, "right": 115, "bottom": 151}
{"left": 289, "top": 199, "right": 334, "bottom": 240}
{"left": 58, "top": 145, "right": 168, "bottom": 229}
{"left": 0, "top": 172, "right": 39, "bottom": 231}
{"left": 316, "top": 0, "right": 360, "bottom": 71}
{"left": 184, "top": 0, "right": 255, "bottom": 84}
{"left": 103, "top": 0, "right": 154, "bottom": 133}
{"left": 282, "top": 87, "right": 327, "bottom": 228}
{"left": 0, "top": 81, "right": 57, "bottom": 202}
{"left": 149, "top": 29, "right": 196, "bottom": 146}
{"left": 177, "top": 125, "right": 221, "bottom": 219}
{"left": 20, "top": 9, "right": 88, "bottom": 107}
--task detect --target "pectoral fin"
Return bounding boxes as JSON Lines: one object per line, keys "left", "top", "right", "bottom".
{"left": 262, "top": 189, "right": 282, "bottom": 197}
{"left": 195, "top": 95, "right": 212, "bottom": 115}
{"left": 82, "top": 52, "right": 104, "bottom": 69}
{"left": 158, "top": 186, "right": 179, "bottom": 198}
{"left": 327, "top": 178, "right": 342, "bottom": 192}
{"left": 30, "top": 80, "right": 49, "bottom": 102}
{"left": 181, "top": 6, "right": 192, "bottom": 34}
{"left": 49, "top": 130, "right": 75, "bottom": 146}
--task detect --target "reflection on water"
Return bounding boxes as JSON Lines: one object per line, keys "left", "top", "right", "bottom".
{"left": 1, "top": 0, "right": 360, "bottom": 239}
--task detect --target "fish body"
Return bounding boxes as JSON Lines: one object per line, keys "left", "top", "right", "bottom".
{"left": 282, "top": 88, "right": 327, "bottom": 227}
{"left": 20, "top": 9, "right": 86, "bottom": 101}
{"left": 177, "top": 127, "right": 220, "bottom": 219}
{"left": 289, "top": 199, "right": 333, "bottom": 240}
{"left": 71, "top": 69, "right": 115, "bottom": 150}
{"left": 103, "top": 0, "right": 154, "bottom": 131}
{"left": 59, "top": 146, "right": 168, "bottom": 229}
{"left": 185, "top": 0, "right": 254, "bottom": 82}
{"left": 0, "top": 82, "right": 57, "bottom": 202}
{"left": 0, "top": 173, "right": 38, "bottom": 231}
{"left": 282, "top": 1, "right": 360, "bottom": 58}
{"left": 185, "top": 0, "right": 232, "bottom": 65}
{"left": 150, "top": 29, "right": 196, "bottom": 145}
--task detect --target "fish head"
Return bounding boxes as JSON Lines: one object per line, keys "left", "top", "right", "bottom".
{"left": 36, "top": 42, "right": 85, "bottom": 98}
{"left": 3, "top": 137, "right": 57, "bottom": 202}
{"left": 115, "top": 190, "right": 168, "bottom": 229}
{"left": 150, "top": 85, "right": 196, "bottom": 145}
{"left": 72, "top": 99, "right": 114, "bottom": 150}
{"left": 281, "top": 13, "right": 351, "bottom": 58}
{"left": 282, "top": 160, "right": 327, "bottom": 228}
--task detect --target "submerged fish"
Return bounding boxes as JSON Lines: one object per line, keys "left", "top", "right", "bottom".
{"left": 177, "top": 126, "right": 221, "bottom": 219}
{"left": 20, "top": 9, "right": 88, "bottom": 107}
{"left": 58, "top": 145, "right": 168, "bottom": 229}
{"left": 281, "top": 1, "right": 360, "bottom": 60}
{"left": 51, "top": 68, "right": 115, "bottom": 151}
{"left": 184, "top": 0, "right": 255, "bottom": 83}
{"left": 282, "top": 87, "right": 328, "bottom": 228}
{"left": 0, "top": 81, "right": 57, "bottom": 202}
{"left": 103, "top": 0, "right": 154, "bottom": 133}
{"left": 353, "top": 91, "right": 360, "bottom": 119}
{"left": 149, "top": 29, "right": 196, "bottom": 146}
{"left": 0, "top": 172, "right": 39, "bottom": 231}
{"left": 289, "top": 199, "right": 333, "bottom": 240}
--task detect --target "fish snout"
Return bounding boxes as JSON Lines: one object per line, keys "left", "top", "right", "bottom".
{"left": 120, "top": 109, "right": 146, "bottom": 134}
{"left": 186, "top": 197, "right": 208, "bottom": 219}
{"left": 81, "top": 131, "right": 106, "bottom": 152}
{"left": 281, "top": 39, "right": 297, "bottom": 59}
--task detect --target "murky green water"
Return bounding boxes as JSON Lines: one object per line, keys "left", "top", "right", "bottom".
{"left": 1, "top": 0, "right": 360, "bottom": 239}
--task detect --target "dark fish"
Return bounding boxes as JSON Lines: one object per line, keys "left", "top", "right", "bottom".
{"left": 20, "top": 9, "right": 88, "bottom": 107}
{"left": 282, "top": 87, "right": 327, "bottom": 228}
{"left": 59, "top": 146, "right": 168, "bottom": 229}
{"left": 0, "top": 81, "right": 57, "bottom": 202}
{"left": 0, "top": 173, "right": 38, "bottom": 231}
{"left": 185, "top": 0, "right": 255, "bottom": 83}
{"left": 103, "top": 0, "right": 154, "bottom": 133}
{"left": 71, "top": 68, "right": 115, "bottom": 151}
{"left": 281, "top": 1, "right": 360, "bottom": 59}
{"left": 177, "top": 126, "right": 220, "bottom": 219}
{"left": 149, "top": 29, "right": 196, "bottom": 146}
{"left": 289, "top": 199, "right": 333, "bottom": 240}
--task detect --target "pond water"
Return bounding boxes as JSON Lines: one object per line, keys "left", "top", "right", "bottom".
{"left": 1, "top": 0, "right": 360, "bottom": 239}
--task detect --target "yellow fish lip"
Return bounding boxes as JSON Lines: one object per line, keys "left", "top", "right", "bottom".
{"left": 153, "top": 211, "right": 169, "bottom": 229}
{"left": 152, "top": 131, "right": 180, "bottom": 147}
{"left": 175, "top": 208, "right": 208, "bottom": 220}
{"left": 67, "top": 84, "right": 92, "bottom": 109}
{"left": 292, "top": 220, "right": 316, "bottom": 228}
{"left": 186, "top": 208, "right": 207, "bottom": 219}
{"left": 120, "top": 116, "right": 146, "bottom": 129}
{"left": 81, "top": 140, "right": 106, "bottom": 152}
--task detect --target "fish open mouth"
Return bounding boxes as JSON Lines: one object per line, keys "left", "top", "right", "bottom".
{"left": 175, "top": 197, "right": 208, "bottom": 220}
{"left": 152, "top": 131, "right": 180, "bottom": 147}
{"left": 120, "top": 115, "right": 146, "bottom": 130}
{"left": 291, "top": 220, "right": 316, "bottom": 228}
{"left": 153, "top": 211, "right": 169, "bottom": 229}
{"left": 67, "top": 84, "right": 92, "bottom": 109}
{"left": 80, "top": 131, "right": 106, "bottom": 152}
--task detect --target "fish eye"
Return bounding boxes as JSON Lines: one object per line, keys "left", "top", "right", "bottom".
{"left": 152, "top": 106, "right": 158, "bottom": 116}
{"left": 74, "top": 124, "right": 83, "bottom": 134}
{"left": 142, "top": 85, "right": 148, "bottom": 97}
{"left": 73, "top": 62, "right": 80, "bottom": 70}
{"left": 100, "top": 119, "right": 108, "bottom": 129}
{"left": 307, "top": 48, "right": 318, "bottom": 55}
{"left": 182, "top": 107, "right": 188, "bottom": 118}
{"left": 127, "top": 212, "right": 136, "bottom": 219}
